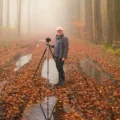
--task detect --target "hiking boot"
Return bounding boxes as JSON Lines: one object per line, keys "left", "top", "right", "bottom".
{"left": 59, "top": 82, "right": 65, "bottom": 86}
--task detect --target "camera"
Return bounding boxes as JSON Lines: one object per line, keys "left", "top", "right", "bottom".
{"left": 46, "top": 37, "right": 51, "bottom": 43}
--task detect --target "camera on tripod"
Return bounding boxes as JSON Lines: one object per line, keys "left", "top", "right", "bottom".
{"left": 46, "top": 37, "right": 51, "bottom": 43}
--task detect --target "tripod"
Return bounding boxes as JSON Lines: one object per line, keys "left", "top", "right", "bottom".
{"left": 32, "top": 38, "right": 56, "bottom": 120}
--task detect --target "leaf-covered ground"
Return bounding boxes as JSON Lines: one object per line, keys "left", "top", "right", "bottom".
{"left": 0, "top": 37, "right": 120, "bottom": 120}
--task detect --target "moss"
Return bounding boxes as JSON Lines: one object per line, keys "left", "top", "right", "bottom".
{"left": 105, "top": 45, "right": 120, "bottom": 55}
{"left": 104, "top": 47, "right": 120, "bottom": 65}
{"left": 115, "top": 49, "right": 120, "bottom": 54}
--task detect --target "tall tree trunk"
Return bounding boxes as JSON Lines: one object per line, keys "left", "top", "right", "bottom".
{"left": 76, "top": 0, "right": 81, "bottom": 37}
{"left": 0, "top": 0, "right": 3, "bottom": 27}
{"left": 7, "top": 0, "right": 9, "bottom": 27}
{"left": 17, "top": 0, "right": 22, "bottom": 35}
{"left": 28, "top": 0, "right": 30, "bottom": 34}
{"left": 28, "top": 0, "right": 31, "bottom": 34}
{"left": 76, "top": 0, "right": 80, "bottom": 19}
{"left": 114, "top": 0, "right": 120, "bottom": 42}
{"left": 85, "top": 0, "right": 93, "bottom": 41}
{"left": 94, "top": 0, "right": 103, "bottom": 44}
{"left": 106, "top": 0, "right": 114, "bottom": 47}
{"left": 113, "top": 0, "right": 117, "bottom": 43}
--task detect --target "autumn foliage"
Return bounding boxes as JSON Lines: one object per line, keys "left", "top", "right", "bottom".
{"left": 0, "top": 38, "right": 120, "bottom": 120}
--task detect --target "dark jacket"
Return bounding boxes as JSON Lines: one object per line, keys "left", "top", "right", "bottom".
{"left": 51, "top": 34, "right": 69, "bottom": 59}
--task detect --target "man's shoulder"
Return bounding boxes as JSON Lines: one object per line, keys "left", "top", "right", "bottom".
{"left": 63, "top": 36, "right": 68, "bottom": 41}
{"left": 56, "top": 34, "right": 68, "bottom": 41}
{"left": 62, "top": 35, "right": 68, "bottom": 40}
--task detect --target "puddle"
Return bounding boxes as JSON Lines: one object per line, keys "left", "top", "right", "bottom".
{"left": 22, "top": 96, "right": 71, "bottom": 120}
{"left": 14, "top": 55, "right": 60, "bottom": 85}
{"left": 14, "top": 54, "right": 32, "bottom": 71}
{"left": 41, "top": 59, "right": 59, "bottom": 85}
{"left": 23, "top": 96, "right": 57, "bottom": 120}
{"left": 80, "top": 59, "right": 103, "bottom": 84}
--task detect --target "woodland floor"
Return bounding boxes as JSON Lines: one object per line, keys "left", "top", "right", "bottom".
{"left": 0, "top": 36, "right": 120, "bottom": 120}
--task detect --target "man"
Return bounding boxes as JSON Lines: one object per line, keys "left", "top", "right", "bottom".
{"left": 51, "top": 27, "right": 69, "bottom": 86}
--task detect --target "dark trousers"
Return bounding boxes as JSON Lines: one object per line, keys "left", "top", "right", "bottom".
{"left": 55, "top": 58, "right": 65, "bottom": 84}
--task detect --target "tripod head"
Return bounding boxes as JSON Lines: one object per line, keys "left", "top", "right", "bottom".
{"left": 46, "top": 37, "right": 51, "bottom": 43}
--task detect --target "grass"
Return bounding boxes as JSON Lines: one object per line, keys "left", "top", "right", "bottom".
{"left": 106, "top": 47, "right": 120, "bottom": 55}
{"left": 104, "top": 45, "right": 120, "bottom": 65}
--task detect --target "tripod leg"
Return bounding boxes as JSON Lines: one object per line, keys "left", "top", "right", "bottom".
{"left": 40, "top": 104, "right": 48, "bottom": 120}
{"left": 49, "top": 104, "right": 56, "bottom": 120}
{"left": 32, "top": 47, "right": 47, "bottom": 81}
{"left": 48, "top": 46, "right": 55, "bottom": 60}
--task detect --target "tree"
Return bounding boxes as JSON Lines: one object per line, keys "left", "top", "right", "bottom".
{"left": 94, "top": 0, "right": 103, "bottom": 44}
{"left": 17, "top": 0, "right": 22, "bottom": 34}
{"left": 106, "top": 0, "right": 114, "bottom": 47}
{"left": 28, "top": 0, "right": 31, "bottom": 34}
{"left": 76, "top": 0, "right": 81, "bottom": 19}
{"left": 114, "top": 0, "right": 120, "bottom": 42}
{"left": 85, "top": 0, "right": 93, "bottom": 41}
{"left": 7, "top": 0, "right": 9, "bottom": 27}
{"left": 0, "top": 0, "right": 3, "bottom": 27}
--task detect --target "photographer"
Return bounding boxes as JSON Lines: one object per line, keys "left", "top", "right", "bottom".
{"left": 50, "top": 27, "right": 69, "bottom": 86}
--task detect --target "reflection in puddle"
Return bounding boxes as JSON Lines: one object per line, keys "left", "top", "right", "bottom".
{"left": 23, "top": 96, "right": 57, "bottom": 120}
{"left": 23, "top": 96, "right": 71, "bottom": 120}
{"left": 14, "top": 54, "right": 32, "bottom": 71}
{"left": 41, "top": 59, "right": 59, "bottom": 85}
{"left": 80, "top": 59, "right": 103, "bottom": 84}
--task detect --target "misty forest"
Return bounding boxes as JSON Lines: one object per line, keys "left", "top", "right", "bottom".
{"left": 0, "top": 0, "right": 120, "bottom": 120}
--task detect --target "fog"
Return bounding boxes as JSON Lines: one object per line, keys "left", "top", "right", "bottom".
{"left": 1, "top": 0, "right": 118, "bottom": 46}
{"left": 1, "top": 0, "right": 83, "bottom": 36}
{"left": 1, "top": 1, "right": 120, "bottom": 120}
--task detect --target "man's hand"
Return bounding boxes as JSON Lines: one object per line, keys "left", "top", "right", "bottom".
{"left": 62, "top": 58, "right": 65, "bottom": 61}
{"left": 46, "top": 43, "right": 50, "bottom": 47}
